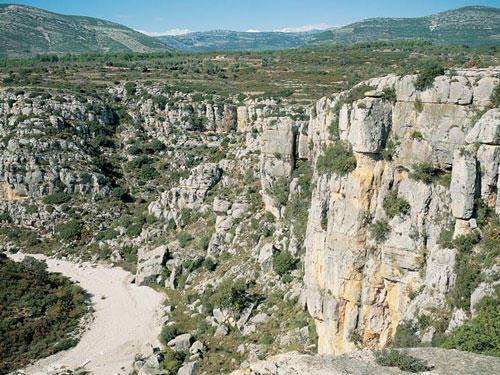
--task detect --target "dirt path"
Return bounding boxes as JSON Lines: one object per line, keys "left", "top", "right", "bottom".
{"left": 9, "top": 253, "right": 164, "bottom": 375}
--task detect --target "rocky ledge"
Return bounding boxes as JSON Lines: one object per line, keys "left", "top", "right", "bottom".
{"left": 231, "top": 348, "right": 500, "bottom": 375}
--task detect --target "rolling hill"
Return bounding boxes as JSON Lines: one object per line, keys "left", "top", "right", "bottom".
{"left": 0, "top": 4, "right": 173, "bottom": 59}
{"left": 309, "top": 6, "right": 500, "bottom": 47}
{"left": 156, "top": 30, "right": 325, "bottom": 52}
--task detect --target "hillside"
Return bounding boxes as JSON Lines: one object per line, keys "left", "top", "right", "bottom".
{"left": 0, "top": 4, "right": 172, "bottom": 59}
{"left": 310, "top": 6, "right": 500, "bottom": 46}
{"left": 157, "top": 29, "right": 323, "bottom": 52}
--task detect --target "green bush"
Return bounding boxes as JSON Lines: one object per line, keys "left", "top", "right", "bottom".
{"left": 126, "top": 223, "right": 143, "bottom": 238}
{"left": 151, "top": 139, "right": 166, "bottom": 152}
{"left": 140, "top": 164, "right": 159, "bottom": 179}
{"left": 375, "top": 349, "right": 429, "bottom": 373}
{"left": 370, "top": 220, "right": 390, "bottom": 243}
{"left": 409, "top": 162, "right": 439, "bottom": 184}
{"left": 178, "top": 232, "right": 193, "bottom": 248}
{"left": 393, "top": 321, "right": 421, "bottom": 348}
{"left": 269, "top": 176, "right": 290, "bottom": 207}
{"left": 43, "top": 192, "right": 71, "bottom": 205}
{"left": 111, "top": 187, "right": 125, "bottom": 200}
{"left": 443, "top": 291, "right": 500, "bottom": 357}
{"left": 415, "top": 63, "right": 445, "bottom": 90}
{"left": 383, "top": 191, "right": 410, "bottom": 218}
{"left": 203, "top": 257, "right": 216, "bottom": 271}
{"left": 317, "top": 142, "right": 357, "bottom": 176}
{"left": 55, "top": 220, "right": 80, "bottom": 240}
{"left": 262, "top": 332, "right": 274, "bottom": 345}
{"left": 160, "top": 347, "right": 187, "bottom": 373}
{"left": 96, "top": 228, "right": 119, "bottom": 241}
{"left": 381, "top": 139, "right": 397, "bottom": 161}
{"left": 125, "top": 82, "right": 136, "bottom": 95}
{"left": 159, "top": 325, "right": 179, "bottom": 346}
{"left": 273, "top": 251, "right": 296, "bottom": 276}
{"left": 210, "top": 278, "right": 249, "bottom": 312}
{"left": 128, "top": 145, "right": 142, "bottom": 155}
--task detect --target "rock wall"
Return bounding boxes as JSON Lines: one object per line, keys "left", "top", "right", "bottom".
{"left": 300, "top": 68, "right": 500, "bottom": 354}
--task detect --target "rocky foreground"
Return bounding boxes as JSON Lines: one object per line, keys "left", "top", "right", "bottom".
{"left": 231, "top": 348, "right": 500, "bottom": 375}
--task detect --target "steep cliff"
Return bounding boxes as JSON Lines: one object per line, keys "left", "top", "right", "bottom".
{"left": 300, "top": 67, "right": 500, "bottom": 354}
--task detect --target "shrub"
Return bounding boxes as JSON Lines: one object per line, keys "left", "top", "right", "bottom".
{"left": 375, "top": 349, "right": 429, "bottom": 373}
{"left": 443, "top": 291, "right": 500, "bottom": 357}
{"left": 199, "top": 235, "right": 210, "bottom": 251}
{"left": 151, "top": 139, "right": 166, "bottom": 152}
{"left": 415, "top": 63, "right": 445, "bottom": 90}
{"left": 273, "top": 251, "right": 296, "bottom": 276}
{"left": 381, "top": 139, "right": 397, "bottom": 161}
{"left": 203, "top": 257, "right": 216, "bottom": 271}
{"left": 0, "top": 255, "right": 87, "bottom": 374}
{"left": 96, "top": 229, "right": 119, "bottom": 241}
{"left": 370, "top": 220, "right": 390, "bottom": 243}
{"left": 382, "top": 87, "right": 397, "bottom": 103}
{"left": 383, "top": 191, "right": 410, "bottom": 218}
{"left": 140, "top": 164, "right": 159, "bottom": 179}
{"left": 210, "top": 278, "right": 249, "bottom": 312}
{"left": 263, "top": 332, "right": 274, "bottom": 345}
{"left": 43, "top": 192, "right": 71, "bottom": 205}
{"left": 111, "top": 187, "right": 125, "bottom": 200}
{"left": 160, "top": 347, "right": 186, "bottom": 373}
{"left": 409, "top": 162, "right": 439, "bottom": 184}
{"left": 55, "top": 220, "right": 80, "bottom": 240}
{"left": 159, "top": 325, "right": 179, "bottom": 346}
{"left": 178, "top": 232, "right": 193, "bottom": 248}
{"left": 126, "top": 223, "right": 143, "bottom": 238}
{"left": 128, "top": 145, "right": 142, "bottom": 155}
{"left": 269, "top": 176, "right": 290, "bottom": 207}
{"left": 393, "top": 321, "right": 421, "bottom": 348}
{"left": 124, "top": 82, "right": 136, "bottom": 96}
{"left": 317, "top": 142, "right": 357, "bottom": 176}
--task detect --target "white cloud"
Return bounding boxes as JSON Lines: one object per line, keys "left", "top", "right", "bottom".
{"left": 275, "top": 23, "right": 334, "bottom": 33}
{"left": 245, "top": 29, "right": 262, "bottom": 33}
{"left": 136, "top": 28, "right": 193, "bottom": 37}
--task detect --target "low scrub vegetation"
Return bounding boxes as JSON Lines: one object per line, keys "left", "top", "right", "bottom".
{"left": 0, "top": 254, "right": 87, "bottom": 374}
{"left": 316, "top": 142, "right": 357, "bottom": 176}
{"left": 383, "top": 191, "right": 410, "bottom": 218}
{"left": 375, "top": 349, "right": 429, "bottom": 373}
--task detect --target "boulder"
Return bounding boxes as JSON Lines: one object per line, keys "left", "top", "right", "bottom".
{"left": 258, "top": 243, "right": 275, "bottom": 273}
{"left": 168, "top": 333, "right": 193, "bottom": 351}
{"left": 178, "top": 361, "right": 200, "bottom": 375}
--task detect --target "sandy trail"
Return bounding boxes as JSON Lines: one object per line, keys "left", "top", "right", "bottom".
{"left": 9, "top": 253, "right": 164, "bottom": 375}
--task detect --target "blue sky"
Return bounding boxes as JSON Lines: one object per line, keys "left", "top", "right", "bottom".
{"left": 1, "top": 1, "right": 498, "bottom": 35}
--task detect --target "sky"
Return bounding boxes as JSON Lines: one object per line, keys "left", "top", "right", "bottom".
{"left": 1, "top": 0, "right": 498, "bottom": 35}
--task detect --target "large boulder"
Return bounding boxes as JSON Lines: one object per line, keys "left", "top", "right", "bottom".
{"left": 136, "top": 246, "right": 169, "bottom": 286}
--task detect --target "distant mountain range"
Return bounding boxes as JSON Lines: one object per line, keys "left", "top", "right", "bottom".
{"left": 0, "top": 4, "right": 499, "bottom": 59}
{"left": 0, "top": 4, "right": 172, "bottom": 59}
{"left": 156, "top": 30, "right": 326, "bottom": 52}
{"left": 310, "top": 6, "right": 500, "bottom": 47}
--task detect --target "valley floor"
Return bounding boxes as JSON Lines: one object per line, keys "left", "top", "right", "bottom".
{"left": 8, "top": 253, "right": 164, "bottom": 375}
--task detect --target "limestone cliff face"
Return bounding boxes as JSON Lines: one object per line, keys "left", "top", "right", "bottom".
{"left": 301, "top": 68, "right": 500, "bottom": 354}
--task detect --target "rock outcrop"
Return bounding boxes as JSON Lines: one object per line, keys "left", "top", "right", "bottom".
{"left": 301, "top": 67, "right": 500, "bottom": 354}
